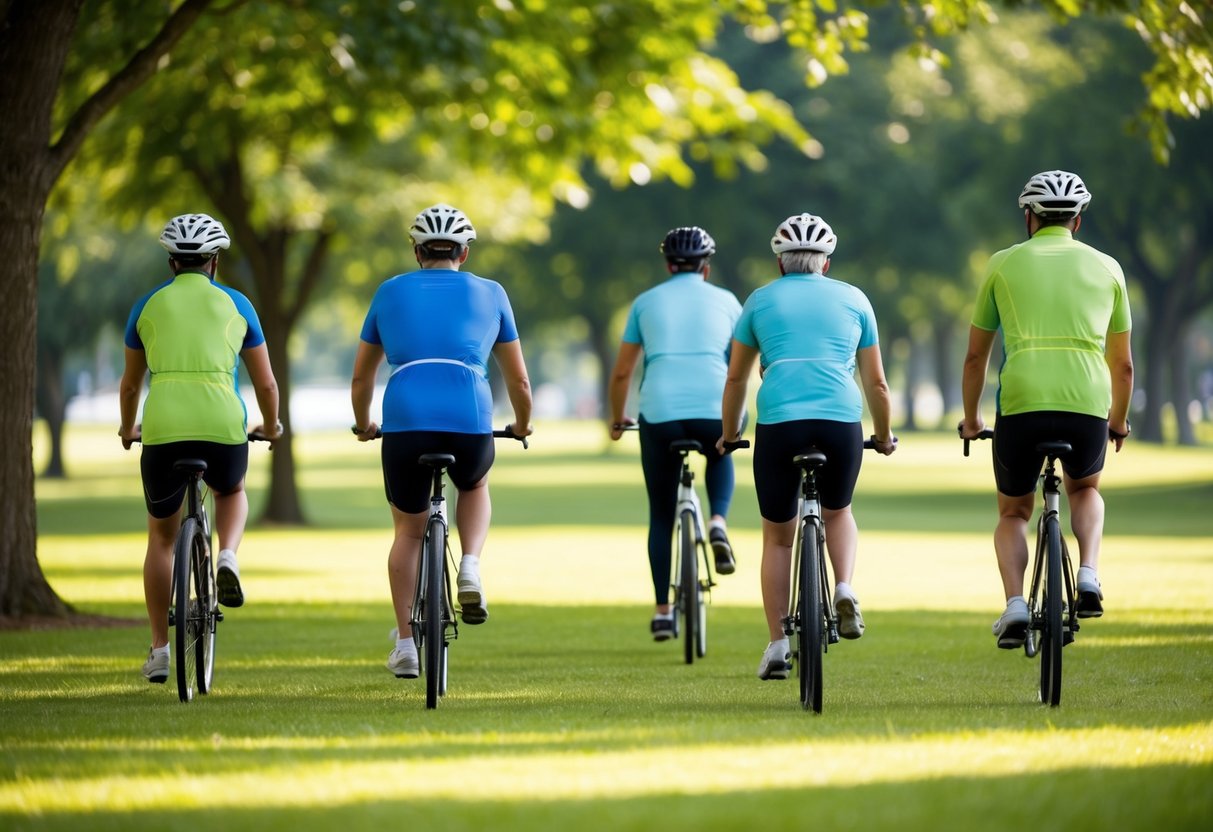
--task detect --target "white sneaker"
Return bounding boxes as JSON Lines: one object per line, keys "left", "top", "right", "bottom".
{"left": 386, "top": 642, "right": 420, "bottom": 678}
{"left": 1075, "top": 566, "right": 1104, "bottom": 619}
{"left": 142, "top": 647, "right": 169, "bottom": 684}
{"left": 992, "top": 597, "right": 1030, "bottom": 649}
{"left": 834, "top": 582, "right": 865, "bottom": 640}
{"left": 457, "top": 556, "right": 488, "bottom": 625}
{"left": 216, "top": 549, "right": 244, "bottom": 608}
{"left": 757, "top": 639, "right": 791, "bottom": 680}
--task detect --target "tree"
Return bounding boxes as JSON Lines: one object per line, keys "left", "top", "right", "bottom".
{"left": 1, "top": 0, "right": 217, "bottom": 620}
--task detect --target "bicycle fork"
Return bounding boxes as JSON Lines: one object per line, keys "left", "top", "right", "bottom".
{"left": 1025, "top": 466, "right": 1078, "bottom": 656}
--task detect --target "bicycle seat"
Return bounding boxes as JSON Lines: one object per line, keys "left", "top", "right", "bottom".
{"left": 173, "top": 459, "right": 208, "bottom": 475}
{"left": 1035, "top": 441, "right": 1072, "bottom": 457}
{"left": 669, "top": 439, "right": 702, "bottom": 454}
{"left": 793, "top": 450, "right": 828, "bottom": 469}
{"left": 418, "top": 453, "right": 456, "bottom": 469}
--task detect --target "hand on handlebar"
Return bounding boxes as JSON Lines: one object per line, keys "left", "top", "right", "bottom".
{"left": 868, "top": 435, "right": 898, "bottom": 456}
{"left": 609, "top": 418, "right": 637, "bottom": 440}
{"left": 351, "top": 422, "right": 381, "bottom": 441}
{"left": 119, "top": 424, "right": 141, "bottom": 450}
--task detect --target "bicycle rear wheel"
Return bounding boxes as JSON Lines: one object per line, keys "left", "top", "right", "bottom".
{"left": 1039, "top": 515, "right": 1064, "bottom": 707}
{"left": 423, "top": 514, "right": 446, "bottom": 709}
{"left": 798, "top": 523, "right": 824, "bottom": 713}
{"left": 173, "top": 516, "right": 203, "bottom": 703}
{"left": 194, "top": 513, "right": 216, "bottom": 695}
{"left": 678, "top": 510, "right": 697, "bottom": 665}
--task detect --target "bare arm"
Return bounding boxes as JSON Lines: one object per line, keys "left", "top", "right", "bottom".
{"left": 717, "top": 339, "right": 758, "bottom": 452}
{"left": 492, "top": 338, "right": 533, "bottom": 436}
{"left": 607, "top": 341, "right": 642, "bottom": 439}
{"left": 857, "top": 343, "right": 894, "bottom": 453}
{"left": 118, "top": 347, "right": 147, "bottom": 449}
{"left": 1105, "top": 328, "right": 1134, "bottom": 451}
{"left": 960, "top": 325, "right": 997, "bottom": 437}
{"left": 350, "top": 340, "right": 384, "bottom": 441}
{"left": 241, "top": 343, "right": 282, "bottom": 440}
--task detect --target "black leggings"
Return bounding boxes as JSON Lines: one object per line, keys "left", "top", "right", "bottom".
{"left": 639, "top": 417, "right": 734, "bottom": 605}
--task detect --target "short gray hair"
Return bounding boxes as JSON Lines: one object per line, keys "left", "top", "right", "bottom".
{"left": 779, "top": 250, "right": 829, "bottom": 274}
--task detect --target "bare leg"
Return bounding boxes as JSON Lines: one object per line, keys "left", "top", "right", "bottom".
{"left": 822, "top": 506, "right": 857, "bottom": 586}
{"left": 1064, "top": 472, "right": 1104, "bottom": 570}
{"left": 212, "top": 482, "right": 248, "bottom": 554}
{"left": 760, "top": 517, "right": 797, "bottom": 641}
{"left": 994, "top": 492, "right": 1035, "bottom": 598}
{"left": 143, "top": 512, "right": 180, "bottom": 648}
{"left": 388, "top": 504, "right": 428, "bottom": 639}
{"left": 454, "top": 476, "right": 491, "bottom": 558}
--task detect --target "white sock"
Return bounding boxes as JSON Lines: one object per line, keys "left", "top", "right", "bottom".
{"left": 395, "top": 638, "right": 415, "bottom": 654}
{"left": 219, "top": 548, "right": 238, "bottom": 564}
{"left": 708, "top": 518, "right": 726, "bottom": 532}
{"left": 769, "top": 637, "right": 790, "bottom": 655}
{"left": 1007, "top": 595, "right": 1026, "bottom": 606}
{"left": 151, "top": 644, "right": 169, "bottom": 658}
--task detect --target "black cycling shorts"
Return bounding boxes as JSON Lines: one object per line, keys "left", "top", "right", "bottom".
{"left": 381, "top": 431, "right": 494, "bottom": 514}
{"left": 993, "top": 411, "right": 1109, "bottom": 497}
{"left": 140, "top": 441, "right": 249, "bottom": 519}
{"left": 753, "top": 420, "right": 864, "bottom": 522}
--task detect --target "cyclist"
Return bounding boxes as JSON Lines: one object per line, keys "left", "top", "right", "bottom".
{"left": 959, "top": 170, "right": 1133, "bottom": 649}
{"left": 717, "top": 213, "right": 895, "bottom": 680}
{"left": 119, "top": 213, "right": 283, "bottom": 684}
{"left": 351, "top": 203, "right": 533, "bottom": 679}
{"left": 607, "top": 226, "right": 743, "bottom": 641}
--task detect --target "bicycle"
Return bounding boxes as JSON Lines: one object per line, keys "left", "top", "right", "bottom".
{"left": 963, "top": 429, "right": 1078, "bottom": 707}
{"left": 164, "top": 430, "right": 272, "bottom": 703}
{"left": 724, "top": 437, "right": 888, "bottom": 713}
{"left": 615, "top": 425, "right": 720, "bottom": 665}
{"left": 366, "top": 427, "right": 527, "bottom": 709}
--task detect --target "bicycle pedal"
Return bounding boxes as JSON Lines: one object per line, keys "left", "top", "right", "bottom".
{"left": 1063, "top": 629, "right": 1075, "bottom": 646}
{"left": 167, "top": 609, "right": 176, "bottom": 628}
{"left": 215, "top": 610, "right": 225, "bottom": 623}
{"left": 828, "top": 630, "right": 840, "bottom": 645}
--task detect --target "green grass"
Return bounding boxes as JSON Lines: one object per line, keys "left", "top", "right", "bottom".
{"left": 3, "top": 423, "right": 1212, "bottom": 831}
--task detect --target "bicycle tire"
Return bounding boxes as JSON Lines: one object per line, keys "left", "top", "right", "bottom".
{"left": 799, "top": 522, "right": 824, "bottom": 713}
{"left": 1040, "top": 514, "right": 1064, "bottom": 707}
{"left": 173, "top": 516, "right": 201, "bottom": 703}
{"left": 695, "top": 540, "right": 708, "bottom": 659}
{"left": 424, "top": 514, "right": 446, "bottom": 709}
{"left": 194, "top": 516, "right": 216, "bottom": 695}
{"left": 679, "top": 510, "right": 697, "bottom": 665}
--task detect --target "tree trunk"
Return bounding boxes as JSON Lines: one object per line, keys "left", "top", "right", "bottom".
{"left": 932, "top": 319, "right": 958, "bottom": 428}
{"left": 1169, "top": 323, "right": 1197, "bottom": 446}
{"left": 588, "top": 315, "right": 615, "bottom": 420}
{"left": 0, "top": 0, "right": 85, "bottom": 619}
{"left": 35, "top": 347, "right": 68, "bottom": 479}
{"left": 259, "top": 319, "right": 306, "bottom": 524}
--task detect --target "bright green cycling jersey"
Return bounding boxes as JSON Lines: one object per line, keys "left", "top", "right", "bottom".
{"left": 972, "top": 226, "right": 1131, "bottom": 418}
{"left": 124, "top": 271, "right": 265, "bottom": 445}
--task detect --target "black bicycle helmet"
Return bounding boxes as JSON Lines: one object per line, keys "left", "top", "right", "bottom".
{"left": 660, "top": 226, "right": 716, "bottom": 263}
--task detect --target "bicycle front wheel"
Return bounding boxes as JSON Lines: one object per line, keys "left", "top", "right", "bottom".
{"left": 678, "top": 510, "right": 698, "bottom": 665}
{"left": 1039, "top": 514, "right": 1064, "bottom": 707}
{"left": 173, "top": 516, "right": 203, "bottom": 703}
{"left": 423, "top": 514, "right": 446, "bottom": 709}
{"left": 798, "top": 522, "right": 824, "bottom": 713}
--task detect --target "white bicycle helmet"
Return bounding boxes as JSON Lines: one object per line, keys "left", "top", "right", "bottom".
{"left": 771, "top": 213, "right": 837, "bottom": 255}
{"left": 159, "top": 213, "right": 231, "bottom": 256}
{"left": 410, "top": 203, "right": 477, "bottom": 246}
{"left": 1018, "top": 170, "right": 1091, "bottom": 218}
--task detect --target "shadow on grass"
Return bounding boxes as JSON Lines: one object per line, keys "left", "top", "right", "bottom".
{"left": 1, "top": 760, "right": 1209, "bottom": 832}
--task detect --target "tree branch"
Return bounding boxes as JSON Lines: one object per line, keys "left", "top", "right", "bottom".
{"left": 287, "top": 228, "right": 333, "bottom": 326}
{"left": 47, "top": 0, "right": 217, "bottom": 181}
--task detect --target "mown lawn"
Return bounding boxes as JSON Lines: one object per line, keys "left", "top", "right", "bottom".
{"left": 3, "top": 423, "right": 1211, "bottom": 831}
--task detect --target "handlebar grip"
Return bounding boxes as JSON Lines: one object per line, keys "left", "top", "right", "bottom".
{"left": 961, "top": 428, "right": 995, "bottom": 457}
{"left": 493, "top": 428, "right": 528, "bottom": 449}
{"left": 722, "top": 439, "right": 750, "bottom": 453}
{"left": 863, "top": 436, "right": 897, "bottom": 450}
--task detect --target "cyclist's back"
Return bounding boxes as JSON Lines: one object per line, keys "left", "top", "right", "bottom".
{"left": 973, "top": 226, "right": 1130, "bottom": 418}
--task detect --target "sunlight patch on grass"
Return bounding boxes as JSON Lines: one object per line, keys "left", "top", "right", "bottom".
{"left": 3, "top": 724, "right": 1209, "bottom": 813}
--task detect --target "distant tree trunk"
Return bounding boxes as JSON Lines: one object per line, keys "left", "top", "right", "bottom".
{"left": 932, "top": 319, "right": 958, "bottom": 428}
{"left": 259, "top": 313, "right": 306, "bottom": 524}
{"left": 1170, "top": 323, "right": 1197, "bottom": 446}
{"left": 900, "top": 335, "right": 919, "bottom": 432}
{"left": 35, "top": 348, "right": 68, "bottom": 479}
{"left": 588, "top": 316, "right": 614, "bottom": 419}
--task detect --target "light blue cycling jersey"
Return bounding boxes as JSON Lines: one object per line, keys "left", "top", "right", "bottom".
{"left": 733, "top": 272, "right": 878, "bottom": 424}
{"left": 123, "top": 271, "right": 265, "bottom": 445}
{"left": 622, "top": 272, "right": 742, "bottom": 423}
{"left": 359, "top": 268, "right": 518, "bottom": 434}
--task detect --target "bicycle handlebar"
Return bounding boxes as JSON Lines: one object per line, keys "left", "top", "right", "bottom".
{"left": 960, "top": 428, "right": 996, "bottom": 457}
{"left": 722, "top": 439, "right": 750, "bottom": 453}
{"left": 863, "top": 436, "right": 898, "bottom": 450}
{"left": 353, "top": 425, "right": 528, "bottom": 449}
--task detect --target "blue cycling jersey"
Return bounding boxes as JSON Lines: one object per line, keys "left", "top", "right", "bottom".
{"left": 359, "top": 268, "right": 519, "bottom": 434}
{"left": 621, "top": 273, "right": 742, "bottom": 422}
{"left": 733, "top": 272, "right": 878, "bottom": 424}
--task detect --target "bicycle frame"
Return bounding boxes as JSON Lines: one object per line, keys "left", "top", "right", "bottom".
{"left": 785, "top": 465, "right": 838, "bottom": 647}
{"left": 411, "top": 456, "right": 458, "bottom": 709}
{"left": 1024, "top": 453, "right": 1079, "bottom": 658}
{"left": 670, "top": 442, "right": 714, "bottom": 662}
